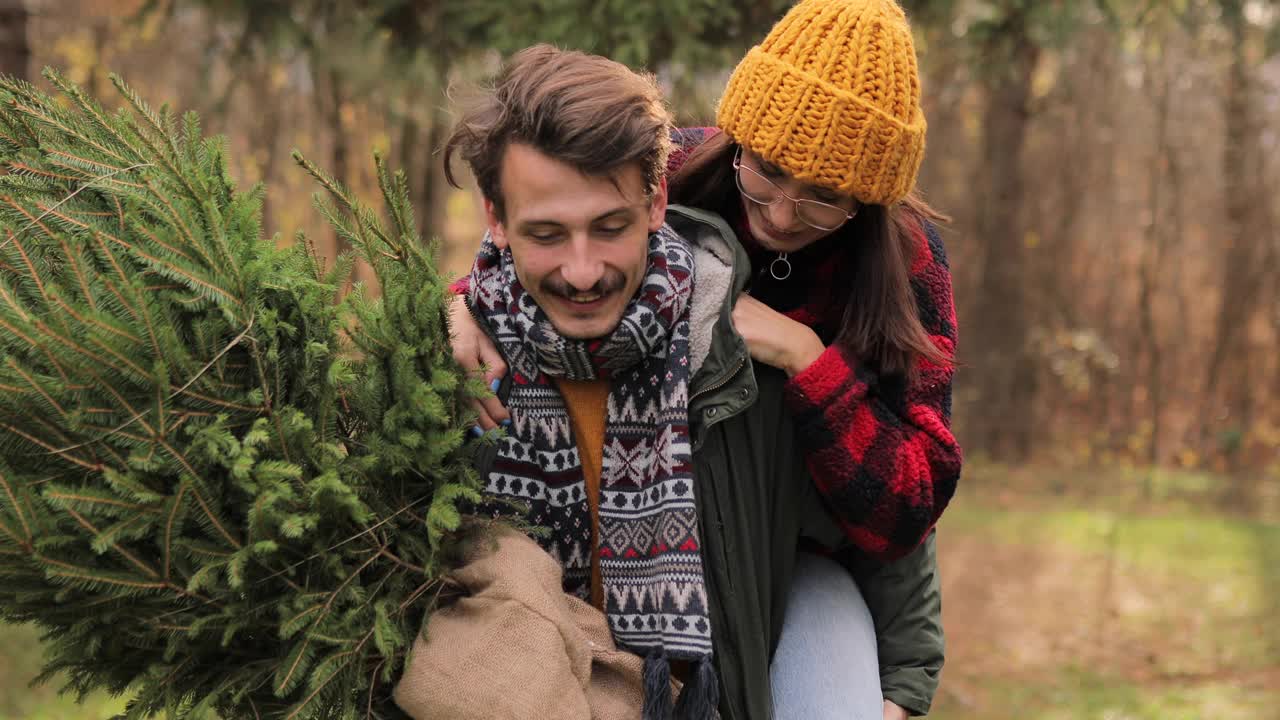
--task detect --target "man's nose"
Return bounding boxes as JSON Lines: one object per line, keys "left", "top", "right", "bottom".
{"left": 560, "top": 239, "right": 605, "bottom": 291}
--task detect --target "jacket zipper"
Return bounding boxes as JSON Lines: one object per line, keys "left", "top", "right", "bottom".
{"left": 689, "top": 355, "right": 745, "bottom": 404}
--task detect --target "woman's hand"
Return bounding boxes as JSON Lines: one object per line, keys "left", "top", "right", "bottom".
{"left": 731, "top": 294, "right": 826, "bottom": 377}
{"left": 449, "top": 294, "right": 511, "bottom": 430}
{"left": 883, "top": 700, "right": 909, "bottom": 720}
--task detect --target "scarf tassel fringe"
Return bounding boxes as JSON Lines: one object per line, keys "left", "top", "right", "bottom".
{"left": 643, "top": 652, "right": 719, "bottom": 720}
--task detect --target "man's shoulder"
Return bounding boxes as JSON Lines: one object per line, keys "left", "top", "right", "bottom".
{"left": 665, "top": 204, "right": 734, "bottom": 241}
{"left": 665, "top": 205, "right": 747, "bottom": 384}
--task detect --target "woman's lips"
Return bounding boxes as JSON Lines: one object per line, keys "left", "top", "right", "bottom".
{"left": 749, "top": 211, "right": 806, "bottom": 247}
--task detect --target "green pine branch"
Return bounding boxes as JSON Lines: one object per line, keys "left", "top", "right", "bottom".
{"left": 0, "top": 68, "right": 485, "bottom": 718}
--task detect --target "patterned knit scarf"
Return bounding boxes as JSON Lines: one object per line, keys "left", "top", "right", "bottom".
{"left": 467, "top": 225, "right": 718, "bottom": 720}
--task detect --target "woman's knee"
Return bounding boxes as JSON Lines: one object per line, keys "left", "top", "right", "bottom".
{"left": 787, "top": 552, "right": 875, "bottom": 633}
{"left": 771, "top": 552, "right": 882, "bottom": 719}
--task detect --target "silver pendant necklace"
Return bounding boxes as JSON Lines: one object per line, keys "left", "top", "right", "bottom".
{"left": 770, "top": 252, "right": 792, "bottom": 281}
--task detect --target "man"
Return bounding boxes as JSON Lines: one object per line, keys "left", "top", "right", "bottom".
{"left": 414, "top": 45, "right": 942, "bottom": 720}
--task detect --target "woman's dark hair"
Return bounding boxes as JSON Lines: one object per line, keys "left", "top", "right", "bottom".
{"left": 668, "top": 131, "right": 951, "bottom": 377}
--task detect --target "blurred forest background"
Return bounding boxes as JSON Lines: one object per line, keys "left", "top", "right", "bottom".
{"left": 0, "top": 0, "right": 1277, "bottom": 718}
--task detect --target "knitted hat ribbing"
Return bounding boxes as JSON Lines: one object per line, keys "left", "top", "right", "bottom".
{"left": 716, "top": 0, "right": 926, "bottom": 206}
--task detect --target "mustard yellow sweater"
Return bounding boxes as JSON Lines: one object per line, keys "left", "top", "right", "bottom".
{"left": 554, "top": 378, "right": 611, "bottom": 611}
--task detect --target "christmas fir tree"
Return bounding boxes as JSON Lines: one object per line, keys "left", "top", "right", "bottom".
{"left": 0, "top": 69, "right": 488, "bottom": 718}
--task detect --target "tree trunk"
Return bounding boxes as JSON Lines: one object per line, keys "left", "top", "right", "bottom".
{"left": 254, "top": 63, "right": 284, "bottom": 238}
{"left": 422, "top": 100, "right": 451, "bottom": 240}
{"left": 1084, "top": 30, "right": 1125, "bottom": 442}
{"left": 0, "top": 0, "right": 29, "bottom": 81}
{"left": 325, "top": 66, "right": 350, "bottom": 216}
{"left": 1138, "top": 48, "right": 1177, "bottom": 468}
{"left": 964, "top": 8, "right": 1041, "bottom": 461}
{"left": 397, "top": 68, "right": 453, "bottom": 245}
{"left": 409, "top": 64, "right": 462, "bottom": 274}
{"left": 1271, "top": 243, "right": 1280, "bottom": 416}
{"left": 1201, "top": 1, "right": 1264, "bottom": 469}
{"left": 306, "top": 50, "right": 351, "bottom": 272}
{"left": 397, "top": 104, "right": 427, "bottom": 237}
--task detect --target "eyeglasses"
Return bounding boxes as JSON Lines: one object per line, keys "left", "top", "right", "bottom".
{"left": 733, "top": 147, "right": 857, "bottom": 232}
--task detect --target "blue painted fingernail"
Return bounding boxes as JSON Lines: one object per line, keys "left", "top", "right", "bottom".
{"left": 470, "top": 425, "right": 484, "bottom": 438}
{"left": 489, "top": 378, "right": 501, "bottom": 393}
{"left": 501, "top": 419, "right": 511, "bottom": 428}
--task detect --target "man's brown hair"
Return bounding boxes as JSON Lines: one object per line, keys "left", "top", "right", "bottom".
{"left": 443, "top": 44, "right": 673, "bottom": 219}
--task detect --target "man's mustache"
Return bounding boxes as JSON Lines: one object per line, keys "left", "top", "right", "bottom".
{"left": 541, "top": 272, "right": 626, "bottom": 300}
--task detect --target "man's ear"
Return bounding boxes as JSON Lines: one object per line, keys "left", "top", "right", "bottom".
{"left": 484, "top": 198, "right": 509, "bottom": 249}
{"left": 647, "top": 177, "right": 669, "bottom": 233}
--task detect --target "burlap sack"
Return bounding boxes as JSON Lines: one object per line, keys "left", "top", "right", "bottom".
{"left": 393, "top": 528, "right": 675, "bottom": 719}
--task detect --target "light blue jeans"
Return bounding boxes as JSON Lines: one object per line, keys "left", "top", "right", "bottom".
{"left": 770, "top": 551, "right": 882, "bottom": 719}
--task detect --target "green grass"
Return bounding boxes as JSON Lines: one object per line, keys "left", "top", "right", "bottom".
{"left": 933, "top": 464, "right": 1279, "bottom": 719}
{"left": 948, "top": 460, "right": 1280, "bottom": 631}
{"left": 932, "top": 669, "right": 1274, "bottom": 720}
{"left": 0, "top": 623, "right": 130, "bottom": 720}
{"left": 941, "top": 502, "right": 1279, "bottom": 598}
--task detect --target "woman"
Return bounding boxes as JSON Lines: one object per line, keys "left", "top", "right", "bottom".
{"left": 450, "top": 1, "right": 959, "bottom": 717}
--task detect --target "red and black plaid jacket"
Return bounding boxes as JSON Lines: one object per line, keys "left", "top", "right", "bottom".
{"left": 669, "top": 127, "right": 961, "bottom": 561}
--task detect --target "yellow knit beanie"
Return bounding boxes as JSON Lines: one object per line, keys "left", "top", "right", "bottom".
{"left": 716, "top": 0, "right": 926, "bottom": 206}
